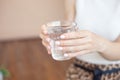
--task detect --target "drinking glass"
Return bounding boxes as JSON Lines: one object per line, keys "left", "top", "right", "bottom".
{"left": 46, "top": 21, "right": 77, "bottom": 61}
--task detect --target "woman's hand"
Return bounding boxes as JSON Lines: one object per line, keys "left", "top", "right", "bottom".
{"left": 55, "top": 30, "right": 111, "bottom": 58}
{"left": 39, "top": 24, "right": 51, "bottom": 54}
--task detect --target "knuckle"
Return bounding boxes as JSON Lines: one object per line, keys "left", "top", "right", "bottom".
{"left": 60, "top": 41, "right": 65, "bottom": 46}
{"left": 42, "top": 41, "right": 47, "bottom": 47}
{"left": 39, "top": 34, "right": 43, "bottom": 39}
{"left": 89, "top": 43, "right": 95, "bottom": 50}
{"left": 40, "top": 24, "right": 47, "bottom": 34}
{"left": 86, "top": 36, "right": 92, "bottom": 42}
{"left": 87, "top": 50, "right": 91, "bottom": 53}
{"left": 80, "top": 51, "right": 85, "bottom": 54}
{"left": 90, "top": 48, "right": 95, "bottom": 52}
{"left": 40, "top": 33, "right": 44, "bottom": 38}
{"left": 88, "top": 42, "right": 93, "bottom": 47}
{"left": 41, "top": 35, "right": 48, "bottom": 41}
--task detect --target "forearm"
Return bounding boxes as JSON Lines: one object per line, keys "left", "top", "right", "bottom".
{"left": 100, "top": 41, "right": 120, "bottom": 61}
{"left": 64, "top": 0, "right": 76, "bottom": 21}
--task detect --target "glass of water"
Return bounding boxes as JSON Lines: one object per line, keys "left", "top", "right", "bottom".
{"left": 46, "top": 21, "right": 77, "bottom": 61}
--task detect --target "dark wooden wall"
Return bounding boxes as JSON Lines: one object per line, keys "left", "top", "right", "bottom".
{"left": 0, "top": 38, "right": 73, "bottom": 80}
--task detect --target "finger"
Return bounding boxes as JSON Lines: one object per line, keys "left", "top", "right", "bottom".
{"left": 47, "top": 48, "right": 51, "bottom": 54}
{"left": 40, "top": 33, "right": 50, "bottom": 42}
{"left": 60, "top": 30, "right": 90, "bottom": 39}
{"left": 39, "top": 33, "right": 46, "bottom": 39}
{"left": 57, "top": 43, "right": 93, "bottom": 53}
{"left": 65, "top": 50, "right": 92, "bottom": 58}
{"left": 40, "top": 24, "right": 48, "bottom": 35}
{"left": 42, "top": 41, "right": 51, "bottom": 50}
{"left": 39, "top": 25, "right": 49, "bottom": 39}
{"left": 39, "top": 29, "right": 51, "bottom": 42}
{"left": 55, "top": 37, "right": 92, "bottom": 46}
{"left": 42, "top": 41, "right": 51, "bottom": 54}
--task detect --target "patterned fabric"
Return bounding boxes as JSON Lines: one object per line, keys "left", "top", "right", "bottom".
{"left": 66, "top": 59, "right": 120, "bottom": 80}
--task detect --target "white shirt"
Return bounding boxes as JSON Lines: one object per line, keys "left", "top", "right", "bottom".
{"left": 75, "top": 0, "right": 120, "bottom": 64}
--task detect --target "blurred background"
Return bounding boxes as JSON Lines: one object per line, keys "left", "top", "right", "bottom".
{"left": 0, "top": 0, "right": 73, "bottom": 80}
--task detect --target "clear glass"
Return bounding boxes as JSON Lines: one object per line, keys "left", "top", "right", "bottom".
{"left": 46, "top": 21, "right": 77, "bottom": 61}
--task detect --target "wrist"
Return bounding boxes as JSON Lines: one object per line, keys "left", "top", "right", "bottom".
{"left": 98, "top": 39, "right": 112, "bottom": 53}
{"left": 98, "top": 41, "right": 120, "bottom": 61}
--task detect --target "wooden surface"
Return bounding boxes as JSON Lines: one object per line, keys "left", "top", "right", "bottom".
{"left": 0, "top": 38, "right": 73, "bottom": 80}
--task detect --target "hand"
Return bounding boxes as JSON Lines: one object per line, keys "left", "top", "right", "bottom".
{"left": 55, "top": 30, "right": 111, "bottom": 58}
{"left": 39, "top": 24, "right": 51, "bottom": 54}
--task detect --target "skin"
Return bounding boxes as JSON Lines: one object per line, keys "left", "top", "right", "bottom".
{"left": 40, "top": 0, "right": 120, "bottom": 61}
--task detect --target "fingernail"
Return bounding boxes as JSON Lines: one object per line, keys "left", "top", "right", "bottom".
{"left": 60, "top": 35, "right": 65, "bottom": 39}
{"left": 48, "top": 51, "right": 51, "bottom": 54}
{"left": 46, "top": 38, "right": 51, "bottom": 42}
{"left": 55, "top": 41, "right": 60, "bottom": 45}
{"left": 64, "top": 54, "right": 69, "bottom": 57}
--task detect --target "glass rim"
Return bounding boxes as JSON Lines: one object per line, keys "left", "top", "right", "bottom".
{"left": 46, "top": 20, "right": 77, "bottom": 27}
